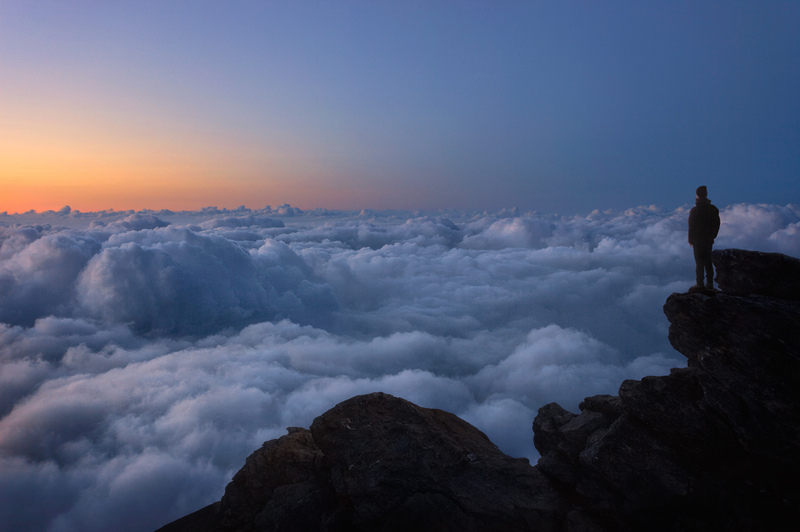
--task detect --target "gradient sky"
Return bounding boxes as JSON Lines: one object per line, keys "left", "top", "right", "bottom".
{"left": 1, "top": 1, "right": 799, "bottom": 214}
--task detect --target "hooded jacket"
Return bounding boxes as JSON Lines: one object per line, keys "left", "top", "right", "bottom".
{"left": 688, "top": 197, "right": 720, "bottom": 246}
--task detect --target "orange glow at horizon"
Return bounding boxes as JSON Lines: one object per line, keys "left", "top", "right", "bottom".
{"left": 0, "top": 123, "right": 429, "bottom": 214}
{"left": 1, "top": 151, "right": 285, "bottom": 214}
{"left": 0, "top": 93, "right": 441, "bottom": 214}
{"left": 0, "top": 145, "right": 403, "bottom": 214}
{"left": 0, "top": 154, "right": 368, "bottom": 214}
{"left": 0, "top": 175, "right": 390, "bottom": 214}
{"left": 0, "top": 119, "right": 374, "bottom": 214}
{"left": 0, "top": 78, "right": 448, "bottom": 214}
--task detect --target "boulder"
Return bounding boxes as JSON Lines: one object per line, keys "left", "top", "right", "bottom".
{"left": 158, "top": 393, "right": 566, "bottom": 532}
{"left": 712, "top": 248, "right": 800, "bottom": 300}
{"left": 309, "top": 392, "right": 566, "bottom": 532}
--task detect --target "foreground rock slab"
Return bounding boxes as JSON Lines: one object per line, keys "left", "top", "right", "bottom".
{"left": 158, "top": 393, "right": 567, "bottom": 532}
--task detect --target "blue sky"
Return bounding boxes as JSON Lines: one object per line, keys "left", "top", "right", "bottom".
{"left": 1, "top": 1, "right": 799, "bottom": 212}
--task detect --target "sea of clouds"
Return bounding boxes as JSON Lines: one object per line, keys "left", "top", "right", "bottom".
{"left": 0, "top": 202, "right": 798, "bottom": 532}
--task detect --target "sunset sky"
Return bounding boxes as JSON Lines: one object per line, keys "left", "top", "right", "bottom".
{"left": 2, "top": 4, "right": 800, "bottom": 530}
{"left": 2, "top": 2, "right": 799, "bottom": 213}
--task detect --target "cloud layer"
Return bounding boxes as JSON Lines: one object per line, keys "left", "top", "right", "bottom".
{"left": 0, "top": 203, "right": 797, "bottom": 532}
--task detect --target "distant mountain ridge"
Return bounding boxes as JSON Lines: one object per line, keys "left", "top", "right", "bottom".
{"left": 157, "top": 248, "right": 800, "bottom": 531}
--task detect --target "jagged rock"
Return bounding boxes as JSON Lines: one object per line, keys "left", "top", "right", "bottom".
{"left": 158, "top": 249, "right": 800, "bottom": 531}
{"left": 219, "top": 427, "right": 334, "bottom": 531}
{"left": 712, "top": 248, "right": 800, "bottom": 300}
{"left": 156, "top": 428, "right": 334, "bottom": 532}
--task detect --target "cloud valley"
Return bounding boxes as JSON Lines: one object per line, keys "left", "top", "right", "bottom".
{"left": 0, "top": 203, "right": 798, "bottom": 532}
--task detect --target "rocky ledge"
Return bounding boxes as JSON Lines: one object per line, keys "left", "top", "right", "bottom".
{"left": 157, "top": 249, "right": 800, "bottom": 531}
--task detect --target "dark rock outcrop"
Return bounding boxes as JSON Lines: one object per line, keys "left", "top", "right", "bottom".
{"left": 533, "top": 248, "right": 800, "bottom": 530}
{"left": 536, "top": 313, "right": 799, "bottom": 528}
{"left": 712, "top": 248, "right": 800, "bottom": 300}
{"left": 159, "top": 394, "right": 567, "bottom": 532}
{"left": 157, "top": 248, "right": 800, "bottom": 531}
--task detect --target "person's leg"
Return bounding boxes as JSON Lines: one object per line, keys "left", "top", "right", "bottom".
{"left": 704, "top": 249, "right": 714, "bottom": 288}
{"left": 693, "top": 246, "right": 705, "bottom": 287}
{"left": 694, "top": 245, "right": 713, "bottom": 288}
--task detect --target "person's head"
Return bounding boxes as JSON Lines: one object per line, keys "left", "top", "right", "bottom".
{"left": 696, "top": 186, "right": 708, "bottom": 199}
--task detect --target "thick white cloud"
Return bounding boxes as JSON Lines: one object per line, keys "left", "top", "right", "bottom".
{"left": 0, "top": 203, "right": 797, "bottom": 532}
{"left": 0, "top": 221, "right": 338, "bottom": 336}
{"left": 0, "top": 232, "right": 101, "bottom": 326}
{"left": 96, "top": 213, "right": 171, "bottom": 233}
{"left": 199, "top": 215, "right": 284, "bottom": 230}
{"left": 715, "top": 203, "right": 800, "bottom": 254}
{"left": 460, "top": 216, "right": 554, "bottom": 249}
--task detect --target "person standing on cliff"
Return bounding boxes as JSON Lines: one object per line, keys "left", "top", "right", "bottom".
{"left": 688, "top": 186, "right": 721, "bottom": 289}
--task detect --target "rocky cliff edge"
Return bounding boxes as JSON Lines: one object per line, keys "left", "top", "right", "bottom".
{"left": 157, "top": 248, "right": 800, "bottom": 531}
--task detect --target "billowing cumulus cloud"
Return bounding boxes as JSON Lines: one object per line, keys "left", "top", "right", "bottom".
{"left": 0, "top": 204, "right": 797, "bottom": 532}
{"left": 199, "top": 215, "right": 285, "bottom": 230}
{"left": 0, "top": 231, "right": 101, "bottom": 326}
{"left": 0, "top": 218, "right": 337, "bottom": 336}
{"left": 96, "top": 213, "right": 171, "bottom": 233}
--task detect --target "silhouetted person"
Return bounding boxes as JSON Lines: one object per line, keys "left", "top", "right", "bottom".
{"left": 688, "top": 186, "right": 721, "bottom": 289}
